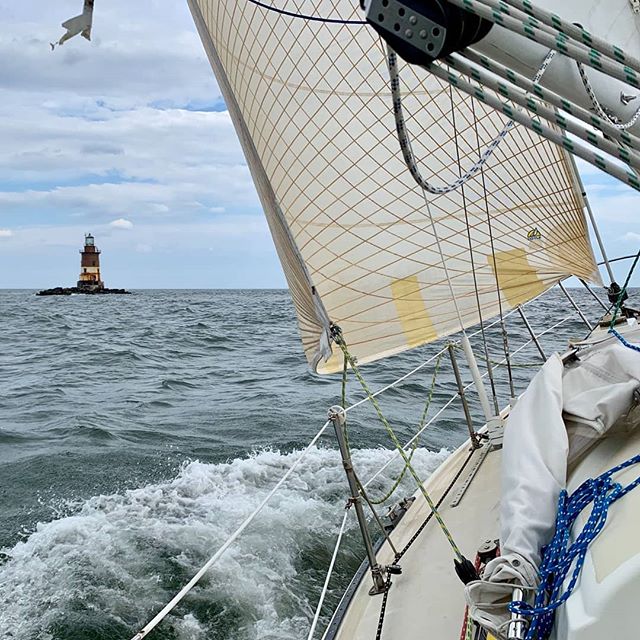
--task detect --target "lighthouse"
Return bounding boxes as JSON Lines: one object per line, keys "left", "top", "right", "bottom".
{"left": 36, "top": 232, "right": 129, "bottom": 295}
{"left": 77, "top": 233, "right": 104, "bottom": 291}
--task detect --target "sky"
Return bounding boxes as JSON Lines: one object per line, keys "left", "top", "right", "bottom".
{"left": 0, "top": 0, "right": 639, "bottom": 288}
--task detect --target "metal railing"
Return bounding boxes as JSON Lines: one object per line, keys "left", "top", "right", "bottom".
{"left": 128, "top": 264, "right": 637, "bottom": 640}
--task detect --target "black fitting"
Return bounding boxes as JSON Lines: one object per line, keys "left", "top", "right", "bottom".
{"left": 607, "top": 282, "right": 628, "bottom": 306}
{"left": 454, "top": 556, "right": 480, "bottom": 584}
{"left": 364, "top": 0, "right": 493, "bottom": 65}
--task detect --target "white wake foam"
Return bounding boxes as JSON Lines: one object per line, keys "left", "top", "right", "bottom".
{"left": 0, "top": 445, "right": 449, "bottom": 639}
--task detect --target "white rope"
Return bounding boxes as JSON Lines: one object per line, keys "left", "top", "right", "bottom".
{"left": 130, "top": 419, "right": 331, "bottom": 640}
{"left": 387, "top": 47, "right": 556, "bottom": 195}
{"left": 577, "top": 61, "right": 640, "bottom": 130}
{"left": 306, "top": 510, "right": 349, "bottom": 640}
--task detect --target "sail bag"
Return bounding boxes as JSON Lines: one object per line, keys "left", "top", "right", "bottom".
{"left": 466, "top": 335, "right": 640, "bottom": 637}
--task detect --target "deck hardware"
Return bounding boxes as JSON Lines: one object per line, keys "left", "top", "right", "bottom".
{"left": 385, "top": 496, "right": 416, "bottom": 530}
{"left": 477, "top": 539, "right": 499, "bottom": 564}
{"left": 486, "top": 416, "right": 505, "bottom": 450}
{"left": 448, "top": 344, "right": 481, "bottom": 449}
{"left": 565, "top": 154, "right": 616, "bottom": 284}
{"left": 328, "top": 405, "right": 387, "bottom": 595}
{"left": 454, "top": 556, "right": 480, "bottom": 584}
{"left": 450, "top": 444, "right": 491, "bottom": 508}
{"left": 507, "top": 588, "right": 528, "bottom": 639}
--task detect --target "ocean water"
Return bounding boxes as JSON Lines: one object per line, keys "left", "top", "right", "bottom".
{"left": 0, "top": 288, "right": 611, "bottom": 639}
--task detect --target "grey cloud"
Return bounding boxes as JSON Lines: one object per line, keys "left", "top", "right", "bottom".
{"left": 81, "top": 142, "right": 124, "bottom": 155}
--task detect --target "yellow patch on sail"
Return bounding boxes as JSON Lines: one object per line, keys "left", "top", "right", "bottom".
{"left": 488, "top": 249, "right": 546, "bottom": 308}
{"left": 391, "top": 276, "right": 437, "bottom": 347}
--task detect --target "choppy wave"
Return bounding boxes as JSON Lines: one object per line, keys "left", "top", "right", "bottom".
{"left": 0, "top": 288, "right": 606, "bottom": 639}
{"left": 0, "top": 445, "right": 448, "bottom": 640}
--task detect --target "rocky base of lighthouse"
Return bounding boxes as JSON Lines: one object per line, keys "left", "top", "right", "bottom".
{"left": 36, "top": 287, "right": 131, "bottom": 296}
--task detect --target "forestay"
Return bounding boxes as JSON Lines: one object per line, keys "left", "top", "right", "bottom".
{"left": 188, "top": 0, "right": 600, "bottom": 373}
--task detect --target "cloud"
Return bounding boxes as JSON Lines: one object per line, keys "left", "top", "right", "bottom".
{"left": 0, "top": 0, "right": 256, "bottom": 219}
{"left": 0, "top": 229, "right": 13, "bottom": 238}
{"left": 624, "top": 232, "right": 640, "bottom": 243}
{"left": 110, "top": 218, "right": 133, "bottom": 229}
{"left": 0, "top": 1, "right": 287, "bottom": 288}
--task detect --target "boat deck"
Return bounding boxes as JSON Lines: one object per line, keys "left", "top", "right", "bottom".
{"left": 331, "top": 436, "right": 502, "bottom": 640}
{"left": 329, "top": 324, "right": 640, "bottom": 640}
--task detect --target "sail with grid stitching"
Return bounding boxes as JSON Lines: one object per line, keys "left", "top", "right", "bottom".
{"left": 188, "top": 0, "right": 601, "bottom": 374}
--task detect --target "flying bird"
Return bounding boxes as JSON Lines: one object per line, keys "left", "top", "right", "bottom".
{"left": 51, "top": 0, "right": 94, "bottom": 50}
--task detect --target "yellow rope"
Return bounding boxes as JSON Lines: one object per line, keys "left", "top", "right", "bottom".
{"left": 364, "top": 352, "right": 444, "bottom": 505}
{"left": 332, "top": 326, "right": 464, "bottom": 562}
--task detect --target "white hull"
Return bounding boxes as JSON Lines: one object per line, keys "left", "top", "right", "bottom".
{"left": 328, "top": 324, "right": 640, "bottom": 640}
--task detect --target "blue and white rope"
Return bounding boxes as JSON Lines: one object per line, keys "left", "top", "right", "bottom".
{"left": 509, "top": 454, "right": 640, "bottom": 639}
{"left": 610, "top": 327, "right": 640, "bottom": 353}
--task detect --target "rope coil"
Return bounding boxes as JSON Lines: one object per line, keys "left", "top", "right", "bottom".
{"left": 510, "top": 454, "right": 640, "bottom": 639}
{"left": 387, "top": 48, "right": 555, "bottom": 195}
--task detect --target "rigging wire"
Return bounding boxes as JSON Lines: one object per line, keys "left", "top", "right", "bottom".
{"left": 387, "top": 41, "right": 556, "bottom": 404}
{"left": 608, "top": 248, "right": 640, "bottom": 352}
{"left": 332, "top": 325, "right": 466, "bottom": 563}
{"left": 245, "top": 0, "right": 366, "bottom": 24}
{"left": 374, "top": 446, "right": 478, "bottom": 640}
{"left": 355, "top": 473, "right": 400, "bottom": 556}
{"left": 471, "top": 93, "right": 516, "bottom": 398}
{"left": 129, "top": 419, "right": 331, "bottom": 640}
{"left": 129, "top": 292, "right": 568, "bottom": 640}
{"left": 306, "top": 510, "right": 349, "bottom": 640}
{"left": 362, "top": 352, "right": 444, "bottom": 505}
{"left": 450, "top": 84, "right": 501, "bottom": 414}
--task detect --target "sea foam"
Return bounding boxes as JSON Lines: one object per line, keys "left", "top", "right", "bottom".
{"left": 0, "top": 445, "right": 448, "bottom": 639}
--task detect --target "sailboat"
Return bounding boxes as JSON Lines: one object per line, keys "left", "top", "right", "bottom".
{"left": 54, "top": 1, "right": 640, "bottom": 638}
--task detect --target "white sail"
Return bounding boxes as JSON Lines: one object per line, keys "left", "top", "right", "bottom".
{"left": 188, "top": 0, "right": 600, "bottom": 374}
